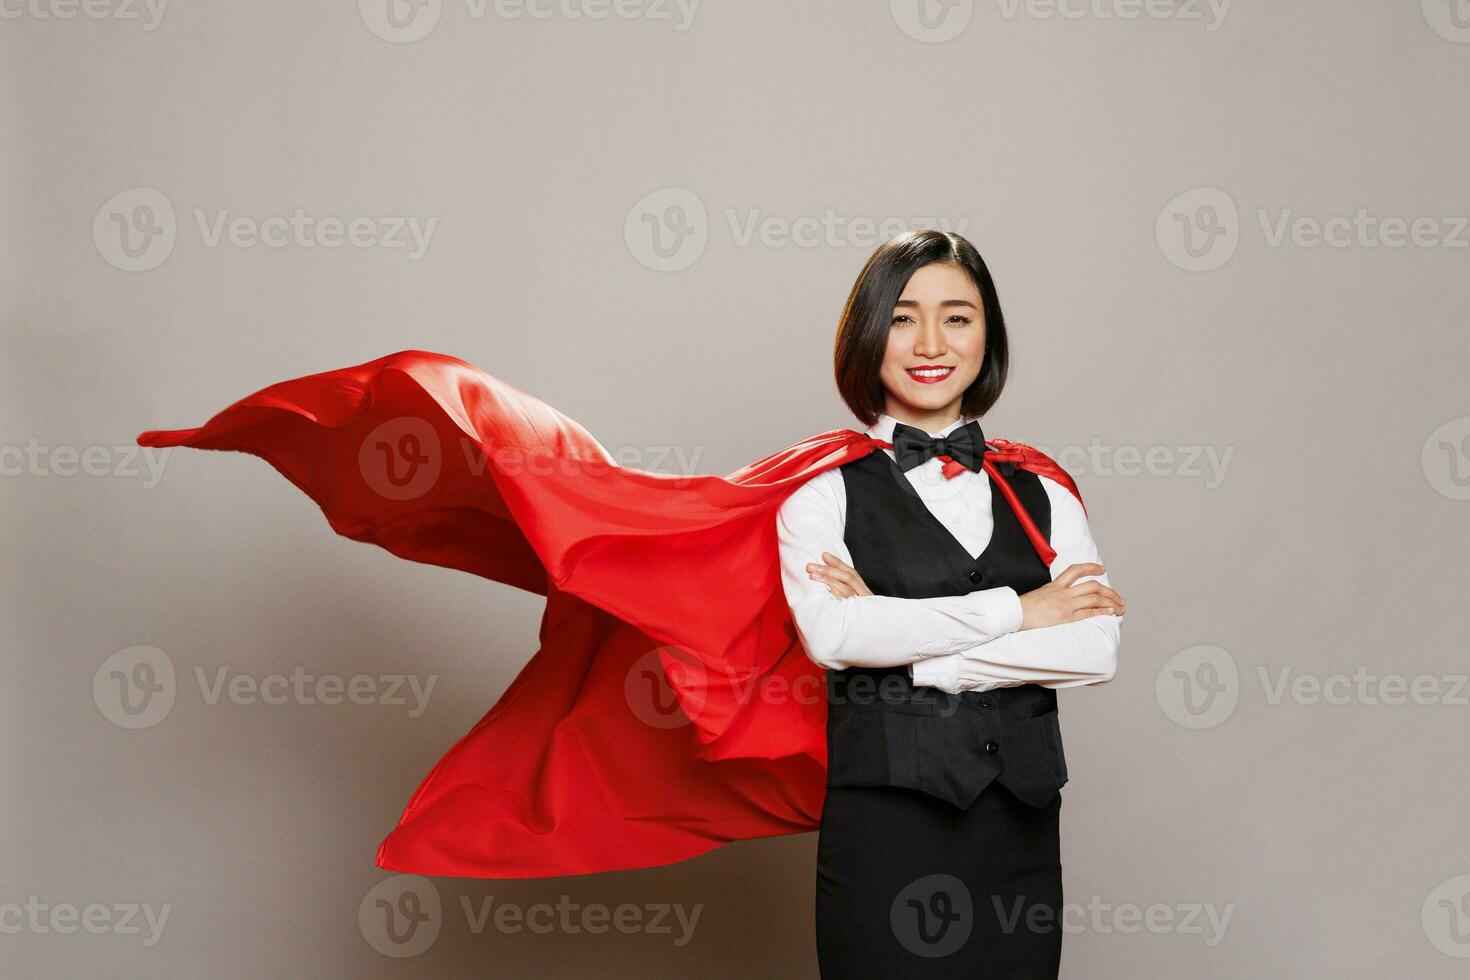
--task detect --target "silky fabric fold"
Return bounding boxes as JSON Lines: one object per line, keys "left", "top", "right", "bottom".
{"left": 136, "top": 349, "right": 1084, "bottom": 878}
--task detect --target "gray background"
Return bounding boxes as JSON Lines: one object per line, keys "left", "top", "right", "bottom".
{"left": 5, "top": 0, "right": 1470, "bottom": 976}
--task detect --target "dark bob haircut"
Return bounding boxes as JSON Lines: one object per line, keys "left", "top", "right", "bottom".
{"left": 833, "top": 229, "right": 1009, "bottom": 428}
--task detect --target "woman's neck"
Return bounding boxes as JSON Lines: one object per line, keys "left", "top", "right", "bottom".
{"left": 883, "top": 401, "right": 963, "bottom": 436}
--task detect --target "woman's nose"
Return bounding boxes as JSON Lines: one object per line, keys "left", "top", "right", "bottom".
{"left": 915, "top": 320, "right": 945, "bottom": 355}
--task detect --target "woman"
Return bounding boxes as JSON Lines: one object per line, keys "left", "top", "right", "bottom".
{"left": 775, "top": 230, "right": 1124, "bottom": 978}
{"left": 134, "top": 232, "right": 1120, "bottom": 961}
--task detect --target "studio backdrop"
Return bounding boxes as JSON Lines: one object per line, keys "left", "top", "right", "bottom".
{"left": 4, "top": 1, "right": 1469, "bottom": 977}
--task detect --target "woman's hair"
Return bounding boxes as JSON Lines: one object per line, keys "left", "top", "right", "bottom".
{"left": 833, "top": 229, "right": 1009, "bottom": 427}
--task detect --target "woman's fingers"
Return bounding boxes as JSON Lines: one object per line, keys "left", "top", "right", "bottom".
{"left": 808, "top": 553, "right": 871, "bottom": 598}
{"left": 1067, "top": 605, "right": 1117, "bottom": 622}
{"left": 807, "top": 562, "right": 854, "bottom": 592}
{"left": 1068, "top": 580, "right": 1125, "bottom": 608}
{"left": 1055, "top": 562, "right": 1106, "bottom": 588}
{"left": 818, "top": 551, "right": 857, "bottom": 573}
{"left": 1068, "top": 591, "right": 1124, "bottom": 616}
{"left": 808, "top": 563, "right": 855, "bottom": 587}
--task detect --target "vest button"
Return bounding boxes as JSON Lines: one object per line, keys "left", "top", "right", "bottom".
{"left": 978, "top": 696, "right": 994, "bottom": 708}
{"left": 984, "top": 741, "right": 999, "bottom": 754}
{"left": 968, "top": 569, "right": 983, "bottom": 584}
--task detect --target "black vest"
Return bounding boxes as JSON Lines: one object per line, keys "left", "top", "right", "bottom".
{"left": 824, "top": 449, "right": 1068, "bottom": 809}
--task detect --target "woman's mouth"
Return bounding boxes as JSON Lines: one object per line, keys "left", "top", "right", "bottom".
{"left": 905, "top": 365, "right": 955, "bottom": 384}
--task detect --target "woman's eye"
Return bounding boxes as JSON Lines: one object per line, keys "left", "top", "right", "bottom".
{"left": 890, "top": 314, "right": 972, "bottom": 325}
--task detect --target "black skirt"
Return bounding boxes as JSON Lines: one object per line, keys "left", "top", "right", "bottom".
{"left": 815, "top": 780, "right": 1063, "bottom": 979}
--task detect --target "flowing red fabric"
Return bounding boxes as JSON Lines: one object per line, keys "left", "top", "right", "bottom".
{"left": 136, "top": 349, "right": 1082, "bottom": 878}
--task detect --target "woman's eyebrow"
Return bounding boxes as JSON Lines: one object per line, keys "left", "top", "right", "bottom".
{"left": 893, "top": 298, "right": 979, "bottom": 308}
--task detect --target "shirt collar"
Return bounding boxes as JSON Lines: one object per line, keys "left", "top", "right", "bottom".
{"left": 865, "top": 412, "right": 978, "bottom": 445}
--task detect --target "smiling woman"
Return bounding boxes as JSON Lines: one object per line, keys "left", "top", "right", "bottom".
{"left": 780, "top": 229, "right": 1123, "bottom": 979}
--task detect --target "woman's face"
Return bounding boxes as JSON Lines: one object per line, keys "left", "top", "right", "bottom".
{"left": 877, "top": 261, "right": 987, "bottom": 422}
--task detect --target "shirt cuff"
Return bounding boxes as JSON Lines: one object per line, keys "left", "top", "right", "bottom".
{"left": 910, "top": 655, "right": 959, "bottom": 693}
{"left": 975, "top": 586, "right": 1023, "bottom": 636}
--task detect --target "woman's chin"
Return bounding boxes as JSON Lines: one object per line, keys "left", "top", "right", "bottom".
{"left": 894, "top": 384, "right": 959, "bottom": 410}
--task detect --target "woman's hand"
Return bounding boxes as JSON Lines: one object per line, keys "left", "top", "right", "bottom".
{"left": 806, "top": 552, "right": 873, "bottom": 599}
{"left": 1019, "top": 562, "right": 1125, "bottom": 629}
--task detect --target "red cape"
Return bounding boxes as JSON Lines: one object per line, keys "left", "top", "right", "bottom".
{"left": 137, "top": 349, "right": 1082, "bottom": 878}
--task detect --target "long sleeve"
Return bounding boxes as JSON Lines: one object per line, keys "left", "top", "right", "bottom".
{"left": 776, "top": 467, "right": 1024, "bottom": 670}
{"left": 909, "top": 474, "right": 1120, "bottom": 693}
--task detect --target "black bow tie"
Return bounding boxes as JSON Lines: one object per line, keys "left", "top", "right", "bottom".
{"left": 891, "top": 419, "right": 987, "bottom": 474}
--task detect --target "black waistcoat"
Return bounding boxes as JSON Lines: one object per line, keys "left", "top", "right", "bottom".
{"left": 824, "top": 449, "right": 1068, "bottom": 809}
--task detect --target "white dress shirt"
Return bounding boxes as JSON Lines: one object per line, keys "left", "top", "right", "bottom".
{"left": 775, "top": 412, "right": 1119, "bottom": 694}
